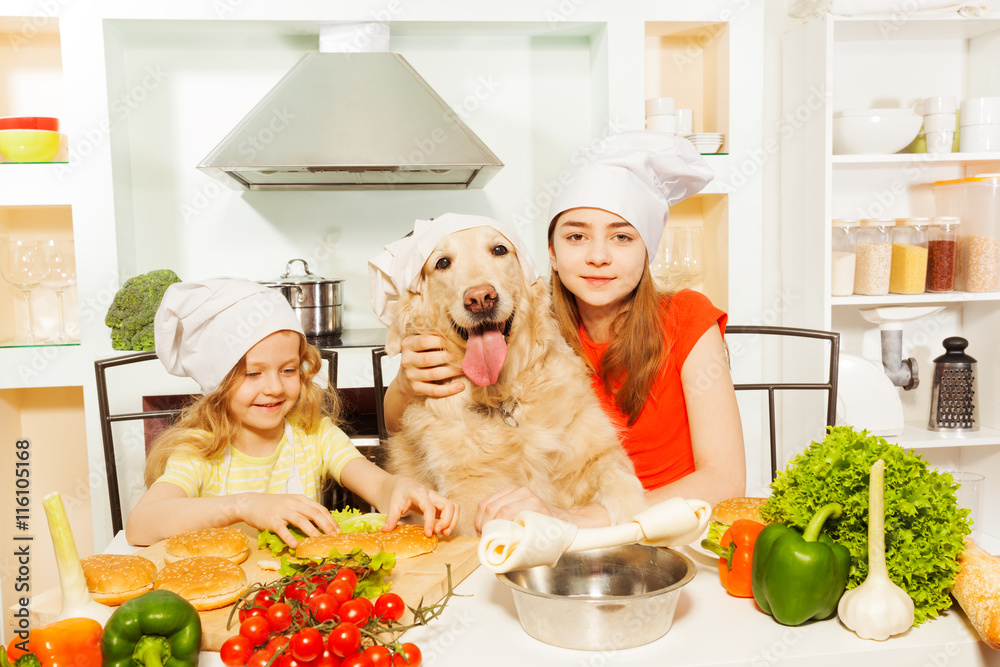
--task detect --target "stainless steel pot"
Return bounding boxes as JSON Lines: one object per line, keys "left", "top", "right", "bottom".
{"left": 260, "top": 259, "right": 343, "bottom": 337}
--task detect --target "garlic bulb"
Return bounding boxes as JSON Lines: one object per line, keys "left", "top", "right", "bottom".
{"left": 838, "top": 458, "right": 915, "bottom": 640}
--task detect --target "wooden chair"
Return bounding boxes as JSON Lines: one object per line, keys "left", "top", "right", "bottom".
{"left": 725, "top": 325, "right": 840, "bottom": 482}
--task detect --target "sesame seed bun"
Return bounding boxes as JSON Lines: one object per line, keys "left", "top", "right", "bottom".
{"left": 164, "top": 526, "right": 250, "bottom": 564}
{"left": 295, "top": 524, "right": 438, "bottom": 561}
{"left": 154, "top": 556, "right": 249, "bottom": 611}
{"left": 711, "top": 497, "right": 768, "bottom": 525}
{"left": 80, "top": 554, "right": 157, "bottom": 606}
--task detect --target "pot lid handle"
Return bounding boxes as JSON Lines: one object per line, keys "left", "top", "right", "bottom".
{"left": 282, "top": 259, "right": 314, "bottom": 279}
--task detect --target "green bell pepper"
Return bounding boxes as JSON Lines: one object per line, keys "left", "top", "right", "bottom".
{"left": 751, "top": 502, "right": 851, "bottom": 626}
{"left": 101, "top": 589, "right": 201, "bottom": 667}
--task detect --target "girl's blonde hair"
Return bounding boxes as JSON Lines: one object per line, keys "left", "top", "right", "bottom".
{"left": 144, "top": 335, "right": 340, "bottom": 486}
{"left": 548, "top": 219, "right": 669, "bottom": 426}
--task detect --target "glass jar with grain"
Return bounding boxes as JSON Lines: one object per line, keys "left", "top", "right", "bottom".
{"left": 854, "top": 219, "right": 894, "bottom": 295}
{"left": 926, "top": 217, "right": 960, "bottom": 292}
{"left": 933, "top": 176, "right": 1000, "bottom": 292}
{"left": 889, "top": 217, "right": 930, "bottom": 294}
{"left": 831, "top": 218, "right": 859, "bottom": 296}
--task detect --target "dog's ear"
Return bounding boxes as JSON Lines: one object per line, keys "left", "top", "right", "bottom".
{"left": 385, "top": 290, "right": 422, "bottom": 356}
{"left": 526, "top": 278, "right": 552, "bottom": 326}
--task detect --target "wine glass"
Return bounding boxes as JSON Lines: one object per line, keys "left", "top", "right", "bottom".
{"left": 0, "top": 240, "right": 49, "bottom": 344}
{"left": 40, "top": 239, "right": 77, "bottom": 343}
{"left": 662, "top": 225, "right": 705, "bottom": 289}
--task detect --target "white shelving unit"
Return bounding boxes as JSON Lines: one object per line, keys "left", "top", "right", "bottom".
{"left": 0, "top": 1, "right": 768, "bottom": 626}
{"left": 782, "top": 14, "right": 1000, "bottom": 548}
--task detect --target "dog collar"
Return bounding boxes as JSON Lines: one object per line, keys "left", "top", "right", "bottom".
{"left": 471, "top": 397, "right": 520, "bottom": 427}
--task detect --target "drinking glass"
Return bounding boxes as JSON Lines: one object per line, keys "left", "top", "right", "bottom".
{"left": 0, "top": 240, "right": 48, "bottom": 344}
{"left": 40, "top": 239, "right": 77, "bottom": 343}
{"left": 662, "top": 225, "right": 705, "bottom": 289}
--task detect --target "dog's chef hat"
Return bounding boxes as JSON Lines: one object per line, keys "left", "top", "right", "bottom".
{"left": 369, "top": 213, "right": 541, "bottom": 328}
{"left": 548, "top": 131, "right": 714, "bottom": 261}
{"left": 154, "top": 277, "right": 304, "bottom": 394}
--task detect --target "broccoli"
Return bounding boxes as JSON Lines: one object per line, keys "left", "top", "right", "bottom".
{"left": 104, "top": 269, "right": 181, "bottom": 351}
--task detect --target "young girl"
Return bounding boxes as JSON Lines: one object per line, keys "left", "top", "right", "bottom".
{"left": 383, "top": 131, "right": 745, "bottom": 532}
{"left": 126, "top": 277, "right": 458, "bottom": 546}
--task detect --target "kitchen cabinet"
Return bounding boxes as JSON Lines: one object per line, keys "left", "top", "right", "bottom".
{"left": 782, "top": 15, "right": 1000, "bottom": 552}
{"left": 0, "top": 4, "right": 767, "bottom": 642}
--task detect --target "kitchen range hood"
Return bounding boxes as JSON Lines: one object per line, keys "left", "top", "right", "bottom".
{"left": 198, "top": 24, "right": 503, "bottom": 191}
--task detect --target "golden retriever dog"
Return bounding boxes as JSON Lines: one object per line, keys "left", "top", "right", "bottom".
{"left": 385, "top": 226, "right": 648, "bottom": 536}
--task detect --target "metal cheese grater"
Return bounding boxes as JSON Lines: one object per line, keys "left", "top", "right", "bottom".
{"left": 928, "top": 337, "right": 979, "bottom": 432}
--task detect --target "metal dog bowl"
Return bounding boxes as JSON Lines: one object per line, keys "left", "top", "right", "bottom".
{"left": 496, "top": 544, "right": 696, "bottom": 651}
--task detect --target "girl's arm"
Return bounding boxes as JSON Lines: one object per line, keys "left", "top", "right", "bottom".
{"left": 383, "top": 333, "right": 464, "bottom": 433}
{"left": 125, "top": 481, "right": 338, "bottom": 547}
{"left": 338, "top": 457, "right": 459, "bottom": 536}
{"left": 643, "top": 324, "right": 746, "bottom": 508}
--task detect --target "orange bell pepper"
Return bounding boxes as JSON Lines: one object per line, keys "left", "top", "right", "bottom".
{"left": 702, "top": 519, "right": 765, "bottom": 598}
{"left": 24, "top": 618, "right": 102, "bottom": 667}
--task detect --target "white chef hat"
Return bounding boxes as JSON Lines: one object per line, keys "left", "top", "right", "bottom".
{"left": 369, "top": 213, "right": 541, "bottom": 328}
{"left": 548, "top": 130, "right": 714, "bottom": 261}
{"left": 154, "top": 277, "right": 304, "bottom": 394}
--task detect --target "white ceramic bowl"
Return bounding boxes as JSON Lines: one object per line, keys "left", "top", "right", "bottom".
{"left": 833, "top": 109, "right": 922, "bottom": 155}
{"left": 960, "top": 97, "right": 1000, "bottom": 126}
{"left": 959, "top": 123, "right": 1000, "bottom": 152}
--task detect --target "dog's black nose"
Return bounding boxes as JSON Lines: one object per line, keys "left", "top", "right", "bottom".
{"left": 464, "top": 285, "right": 498, "bottom": 314}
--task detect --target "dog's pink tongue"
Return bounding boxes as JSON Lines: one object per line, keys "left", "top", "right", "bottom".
{"left": 462, "top": 327, "right": 507, "bottom": 386}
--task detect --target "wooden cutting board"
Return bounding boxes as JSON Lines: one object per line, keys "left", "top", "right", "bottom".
{"left": 26, "top": 523, "right": 481, "bottom": 652}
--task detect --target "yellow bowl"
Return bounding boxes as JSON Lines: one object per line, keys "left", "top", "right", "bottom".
{"left": 0, "top": 129, "right": 61, "bottom": 162}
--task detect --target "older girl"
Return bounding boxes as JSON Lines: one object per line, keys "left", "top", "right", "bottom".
{"left": 383, "top": 131, "right": 745, "bottom": 532}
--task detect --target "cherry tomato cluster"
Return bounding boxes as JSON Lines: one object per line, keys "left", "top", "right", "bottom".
{"left": 220, "top": 560, "right": 425, "bottom": 667}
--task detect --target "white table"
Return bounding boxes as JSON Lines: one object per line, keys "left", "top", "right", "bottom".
{"left": 106, "top": 533, "right": 999, "bottom": 667}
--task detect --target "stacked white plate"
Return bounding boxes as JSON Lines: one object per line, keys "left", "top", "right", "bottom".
{"left": 685, "top": 133, "right": 724, "bottom": 154}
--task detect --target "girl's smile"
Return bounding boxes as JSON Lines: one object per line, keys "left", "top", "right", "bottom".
{"left": 229, "top": 330, "right": 302, "bottom": 452}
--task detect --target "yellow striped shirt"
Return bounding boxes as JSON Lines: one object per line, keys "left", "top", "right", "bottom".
{"left": 154, "top": 417, "right": 363, "bottom": 502}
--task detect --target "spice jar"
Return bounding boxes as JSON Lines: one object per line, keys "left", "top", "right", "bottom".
{"left": 854, "top": 219, "right": 894, "bottom": 296}
{"left": 831, "top": 219, "right": 859, "bottom": 296}
{"left": 889, "top": 217, "right": 930, "bottom": 294}
{"left": 926, "top": 217, "right": 960, "bottom": 292}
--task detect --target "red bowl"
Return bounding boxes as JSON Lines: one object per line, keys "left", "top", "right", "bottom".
{"left": 0, "top": 116, "right": 59, "bottom": 131}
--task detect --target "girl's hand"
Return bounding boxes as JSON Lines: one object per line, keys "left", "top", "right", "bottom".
{"left": 234, "top": 493, "right": 339, "bottom": 548}
{"left": 381, "top": 475, "right": 460, "bottom": 537}
{"left": 397, "top": 334, "right": 464, "bottom": 398}
{"left": 474, "top": 485, "right": 570, "bottom": 533}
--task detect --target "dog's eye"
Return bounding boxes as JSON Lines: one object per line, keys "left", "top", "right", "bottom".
{"left": 435, "top": 257, "right": 451, "bottom": 270}
{"left": 492, "top": 244, "right": 508, "bottom": 256}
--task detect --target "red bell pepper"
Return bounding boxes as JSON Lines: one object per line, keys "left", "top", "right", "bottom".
{"left": 701, "top": 519, "right": 765, "bottom": 598}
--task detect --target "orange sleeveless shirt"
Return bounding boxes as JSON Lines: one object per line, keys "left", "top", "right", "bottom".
{"left": 579, "top": 289, "right": 727, "bottom": 490}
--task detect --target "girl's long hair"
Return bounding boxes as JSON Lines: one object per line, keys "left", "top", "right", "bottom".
{"left": 143, "top": 336, "right": 339, "bottom": 486}
{"left": 549, "top": 225, "right": 670, "bottom": 426}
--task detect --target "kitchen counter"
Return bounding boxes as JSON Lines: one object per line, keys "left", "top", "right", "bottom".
{"left": 104, "top": 533, "right": 1000, "bottom": 667}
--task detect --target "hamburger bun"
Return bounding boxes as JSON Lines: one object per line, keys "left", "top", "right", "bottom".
{"left": 80, "top": 554, "right": 157, "bottom": 606}
{"left": 164, "top": 526, "right": 251, "bottom": 564}
{"left": 711, "top": 497, "right": 767, "bottom": 525}
{"left": 707, "top": 497, "right": 768, "bottom": 543}
{"left": 296, "top": 523, "right": 437, "bottom": 561}
{"left": 154, "top": 556, "right": 249, "bottom": 611}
